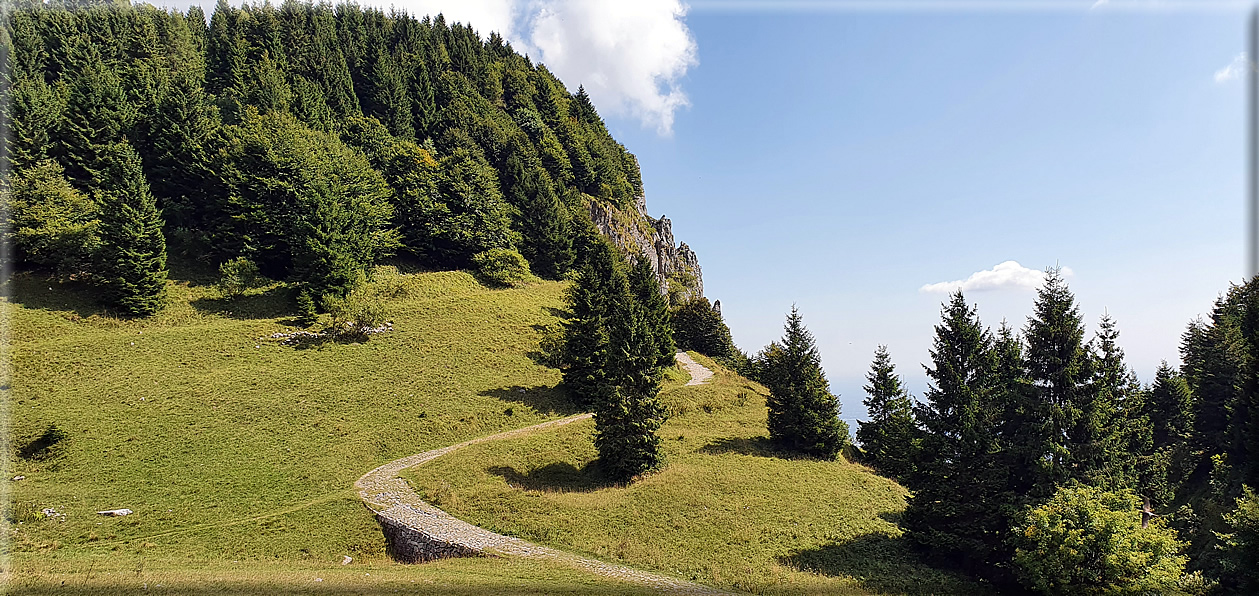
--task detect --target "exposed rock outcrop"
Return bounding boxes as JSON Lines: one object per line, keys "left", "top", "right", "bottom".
{"left": 587, "top": 197, "right": 703, "bottom": 303}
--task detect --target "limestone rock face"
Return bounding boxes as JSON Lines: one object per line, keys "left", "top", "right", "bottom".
{"left": 587, "top": 196, "right": 703, "bottom": 302}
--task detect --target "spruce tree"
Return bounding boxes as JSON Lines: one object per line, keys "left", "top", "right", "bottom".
{"left": 1142, "top": 362, "right": 1196, "bottom": 505}
{"left": 515, "top": 165, "right": 574, "bottom": 280}
{"left": 1080, "top": 313, "right": 1137, "bottom": 488}
{"left": 1024, "top": 267, "right": 1095, "bottom": 494}
{"left": 594, "top": 292, "right": 667, "bottom": 482}
{"left": 628, "top": 256, "right": 676, "bottom": 370}
{"left": 94, "top": 142, "right": 168, "bottom": 316}
{"left": 857, "top": 345, "right": 918, "bottom": 483}
{"left": 561, "top": 239, "right": 622, "bottom": 408}
{"left": 904, "top": 291, "right": 1012, "bottom": 577}
{"left": 763, "top": 306, "right": 846, "bottom": 459}
{"left": 671, "top": 297, "right": 735, "bottom": 359}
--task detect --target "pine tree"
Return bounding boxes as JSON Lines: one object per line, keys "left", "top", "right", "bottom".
{"left": 857, "top": 345, "right": 918, "bottom": 483}
{"left": 1024, "top": 267, "right": 1095, "bottom": 494}
{"left": 763, "top": 306, "right": 846, "bottom": 459}
{"left": 57, "top": 49, "right": 137, "bottom": 188}
{"left": 904, "top": 291, "right": 1013, "bottom": 577}
{"left": 514, "top": 163, "right": 574, "bottom": 280}
{"left": 562, "top": 239, "right": 623, "bottom": 408}
{"left": 1081, "top": 313, "right": 1137, "bottom": 488}
{"left": 627, "top": 256, "right": 676, "bottom": 370}
{"left": 594, "top": 292, "right": 667, "bottom": 482}
{"left": 94, "top": 142, "right": 168, "bottom": 316}
{"left": 1142, "top": 362, "right": 1196, "bottom": 505}
{"left": 671, "top": 297, "right": 735, "bottom": 359}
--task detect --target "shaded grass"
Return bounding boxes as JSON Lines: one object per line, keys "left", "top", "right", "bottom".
{"left": 404, "top": 357, "right": 985, "bottom": 595}
{"left": 5, "top": 553, "right": 665, "bottom": 595}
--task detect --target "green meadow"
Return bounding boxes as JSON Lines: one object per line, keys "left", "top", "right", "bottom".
{"left": 5, "top": 268, "right": 981, "bottom": 594}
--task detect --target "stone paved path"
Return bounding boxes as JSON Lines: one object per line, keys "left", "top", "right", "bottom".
{"left": 355, "top": 353, "right": 734, "bottom": 595}
{"left": 675, "top": 351, "right": 714, "bottom": 386}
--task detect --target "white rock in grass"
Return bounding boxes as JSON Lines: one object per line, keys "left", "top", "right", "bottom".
{"left": 341, "top": 555, "right": 352, "bottom": 565}
{"left": 96, "top": 508, "right": 132, "bottom": 516}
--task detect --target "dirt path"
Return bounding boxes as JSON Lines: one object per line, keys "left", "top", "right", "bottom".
{"left": 355, "top": 354, "right": 733, "bottom": 595}
{"left": 675, "top": 351, "right": 714, "bottom": 386}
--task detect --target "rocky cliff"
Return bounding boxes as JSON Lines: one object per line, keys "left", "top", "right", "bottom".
{"left": 587, "top": 196, "right": 703, "bottom": 304}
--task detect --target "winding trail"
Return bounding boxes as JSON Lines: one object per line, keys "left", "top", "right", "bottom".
{"left": 355, "top": 352, "right": 734, "bottom": 595}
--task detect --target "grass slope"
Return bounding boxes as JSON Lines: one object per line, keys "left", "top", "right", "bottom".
{"left": 5, "top": 267, "right": 650, "bottom": 593}
{"left": 405, "top": 353, "right": 984, "bottom": 595}
{"left": 6, "top": 267, "right": 982, "bottom": 595}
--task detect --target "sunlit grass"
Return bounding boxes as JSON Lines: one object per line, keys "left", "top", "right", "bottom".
{"left": 405, "top": 355, "right": 986, "bottom": 595}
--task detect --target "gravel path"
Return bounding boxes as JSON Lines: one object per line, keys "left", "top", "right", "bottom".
{"left": 355, "top": 354, "right": 734, "bottom": 595}
{"left": 675, "top": 351, "right": 714, "bottom": 386}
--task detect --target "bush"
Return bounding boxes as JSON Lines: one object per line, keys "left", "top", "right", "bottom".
{"left": 294, "top": 289, "right": 318, "bottom": 327}
{"left": 1218, "top": 486, "right": 1259, "bottom": 594}
{"left": 472, "top": 248, "right": 531, "bottom": 287}
{"left": 323, "top": 288, "right": 387, "bottom": 335}
{"left": 1013, "top": 485, "right": 1189, "bottom": 595}
{"left": 535, "top": 321, "right": 567, "bottom": 368}
{"left": 218, "top": 257, "right": 262, "bottom": 296}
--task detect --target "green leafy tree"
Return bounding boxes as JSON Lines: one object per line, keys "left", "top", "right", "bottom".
{"left": 762, "top": 306, "right": 847, "bottom": 459}
{"left": 857, "top": 345, "right": 918, "bottom": 483}
{"left": 93, "top": 142, "right": 168, "bottom": 316}
{"left": 1217, "top": 486, "right": 1259, "bottom": 594}
{"left": 1012, "top": 485, "right": 1188, "bottom": 596}
{"left": 8, "top": 160, "right": 101, "bottom": 276}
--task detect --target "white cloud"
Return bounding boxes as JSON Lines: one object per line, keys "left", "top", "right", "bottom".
{"left": 1090, "top": 0, "right": 1109, "bottom": 9}
{"left": 522, "top": 0, "right": 698, "bottom": 135}
{"left": 359, "top": 0, "right": 698, "bottom": 135}
{"left": 1215, "top": 52, "right": 1251, "bottom": 83}
{"left": 920, "top": 261, "right": 1073, "bottom": 294}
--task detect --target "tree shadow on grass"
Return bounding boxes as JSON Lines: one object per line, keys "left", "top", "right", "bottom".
{"left": 480, "top": 385, "right": 585, "bottom": 417}
{"left": 697, "top": 435, "right": 780, "bottom": 458}
{"left": 4, "top": 272, "right": 112, "bottom": 320}
{"left": 189, "top": 286, "right": 295, "bottom": 320}
{"left": 488, "top": 461, "right": 620, "bottom": 493}
{"left": 783, "top": 533, "right": 987, "bottom": 596}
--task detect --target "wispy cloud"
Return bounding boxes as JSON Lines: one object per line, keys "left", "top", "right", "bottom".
{"left": 920, "top": 261, "right": 1072, "bottom": 294}
{"left": 1215, "top": 52, "right": 1252, "bottom": 83}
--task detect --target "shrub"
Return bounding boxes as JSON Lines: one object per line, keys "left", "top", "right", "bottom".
{"left": 1013, "top": 484, "right": 1189, "bottom": 595}
{"left": 294, "top": 289, "right": 318, "bottom": 327}
{"left": 472, "top": 248, "right": 531, "bottom": 287}
{"left": 1217, "top": 486, "right": 1259, "bottom": 594}
{"left": 217, "top": 257, "right": 262, "bottom": 296}
{"left": 535, "top": 322, "right": 567, "bottom": 368}
{"left": 323, "top": 288, "right": 387, "bottom": 335}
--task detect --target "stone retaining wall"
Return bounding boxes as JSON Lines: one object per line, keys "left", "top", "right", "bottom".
{"left": 377, "top": 508, "right": 481, "bottom": 563}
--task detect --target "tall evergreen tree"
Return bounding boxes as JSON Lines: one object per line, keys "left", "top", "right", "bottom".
{"left": 562, "top": 239, "right": 623, "bottom": 408}
{"left": 762, "top": 306, "right": 847, "bottom": 459}
{"left": 671, "top": 297, "right": 735, "bottom": 359}
{"left": 627, "top": 256, "right": 676, "bottom": 370}
{"left": 1142, "top": 362, "right": 1196, "bottom": 505}
{"left": 594, "top": 291, "right": 667, "bottom": 482}
{"left": 904, "top": 291, "right": 1013, "bottom": 578}
{"left": 1078, "top": 313, "right": 1137, "bottom": 488}
{"left": 57, "top": 48, "right": 137, "bottom": 187}
{"left": 1023, "top": 268, "right": 1095, "bottom": 494}
{"left": 857, "top": 345, "right": 918, "bottom": 483}
{"left": 94, "top": 142, "right": 168, "bottom": 316}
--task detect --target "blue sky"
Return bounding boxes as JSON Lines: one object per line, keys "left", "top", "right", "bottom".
{"left": 155, "top": 0, "right": 1250, "bottom": 420}
{"left": 602, "top": 5, "right": 1247, "bottom": 420}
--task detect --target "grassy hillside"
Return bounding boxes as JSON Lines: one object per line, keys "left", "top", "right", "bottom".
{"left": 5, "top": 268, "right": 981, "bottom": 595}
{"left": 4, "top": 267, "right": 661, "bottom": 593}
{"left": 404, "top": 354, "right": 984, "bottom": 596}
